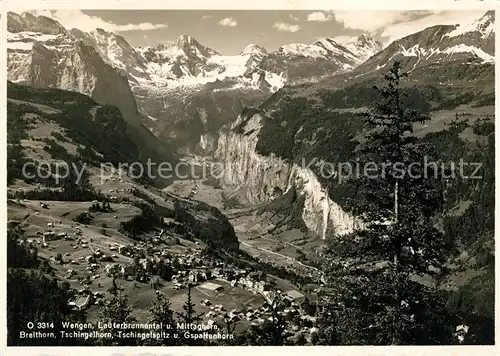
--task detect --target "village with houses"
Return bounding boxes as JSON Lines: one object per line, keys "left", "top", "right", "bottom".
{"left": 8, "top": 186, "right": 322, "bottom": 343}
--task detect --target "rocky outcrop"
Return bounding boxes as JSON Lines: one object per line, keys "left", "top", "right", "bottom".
{"left": 8, "top": 37, "right": 139, "bottom": 127}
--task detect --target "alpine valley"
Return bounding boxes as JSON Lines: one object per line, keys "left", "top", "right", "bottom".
{"left": 6, "top": 10, "right": 495, "bottom": 346}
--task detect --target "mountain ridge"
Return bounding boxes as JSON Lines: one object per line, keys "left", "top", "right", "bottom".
{"left": 7, "top": 11, "right": 495, "bottom": 155}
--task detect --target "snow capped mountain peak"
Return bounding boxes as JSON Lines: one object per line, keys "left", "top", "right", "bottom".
{"left": 95, "top": 27, "right": 108, "bottom": 34}
{"left": 172, "top": 34, "right": 219, "bottom": 58}
{"left": 313, "top": 38, "right": 344, "bottom": 51}
{"left": 69, "top": 27, "right": 148, "bottom": 78}
{"left": 278, "top": 42, "right": 328, "bottom": 57}
{"left": 136, "top": 34, "right": 219, "bottom": 65}
{"left": 342, "top": 34, "right": 384, "bottom": 62}
{"left": 350, "top": 34, "right": 382, "bottom": 49}
{"left": 240, "top": 44, "right": 268, "bottom": 56}
{"left": 310, "top": 35, "right": 383, "bottom": 63}
{"left": 87, "top": 27, "right": 130, "bottom": 48}
{"left": 275, "top": 34, "right": 382, "bottom": 65}
{"left": 356, "top": 34, "right": 371, "bottom": 42}
{"left": 175, "top": 34, "right": 195, "bottom": 47}
{"left": 483, "top": 10, "right": 495, "bottom": 22}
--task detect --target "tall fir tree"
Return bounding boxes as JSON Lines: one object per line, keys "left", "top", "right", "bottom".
{"left": 319, "top": 61, "right": 455, "bottom": 345}
{"left": 176, "top": 284, "right": 203, "bottom": 325}
{"left": 176, "top": 284, "right": 205, "bottom": 345}
{"left": 147, "top": 291, "right": 177, "bottom": 346}
{"left": 98, "top": 294, "right": 137, "bottom": 346}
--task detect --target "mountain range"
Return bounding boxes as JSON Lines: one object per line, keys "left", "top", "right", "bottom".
{"left": 7, "top": 11, "right": 495, "bottom": 154}
{"left": 7, "top": 11, "right": 383, "bottom": 153}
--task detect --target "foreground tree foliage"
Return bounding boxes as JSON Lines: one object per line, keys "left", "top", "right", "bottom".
{"left": 175, "top": 284, "right": 206, "bottom": 345}
{"left": 244, "top": 293, "right": 289, "bottom": 345}
{"left": 319, "top": 61, "right": 455, "bottom": 345}
{"left": 7, "top": 229, "right": 39, "bottom": 269}
{"left": 98, "top": 294, "right": 137, "bottom": 346}
{"left": 147, "top": 291, "right": 177, "bottom": 346}
{"left": 7, "top": 268, "right": 70, "bottom": 346}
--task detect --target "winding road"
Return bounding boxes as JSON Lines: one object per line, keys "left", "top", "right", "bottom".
{"left": 238, "top": 240, "right": 321, "bottom": 273}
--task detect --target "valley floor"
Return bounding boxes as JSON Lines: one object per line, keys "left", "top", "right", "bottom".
{"left": 164, "top": 173, "right": 325, "bottom": 277}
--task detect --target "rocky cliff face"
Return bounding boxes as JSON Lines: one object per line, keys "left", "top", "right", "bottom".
{"left": 215, "top": 111, "right": 362, "bottom": 238}
{"left": 7, "top": 11, "right": 67, "bottom": 35}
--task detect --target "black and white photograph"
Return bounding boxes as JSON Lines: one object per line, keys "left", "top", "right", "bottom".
{"left": 5, "top": 3, "right": 496, "bottom": 348}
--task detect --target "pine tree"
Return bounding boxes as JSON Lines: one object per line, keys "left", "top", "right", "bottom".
{"left": 215, "top": 312, "right": 239, "bottom": 346}
{"left": 7, "top": 269, "right": 71, "bottom": 346}
{"left": 98, "top": 294, "right": 136, "bottom": 345}
{"left": 108, "top": 277, "right": 118, "bottom": 296}
{"left": 319, "top": 61, "right": 455, "bottom": 345}
{"left": 176, "top": 284, "right": 205, "bottom": 345}
{"left": 172, "top": 257, "right": 181, "bottom": 271}
{"left": 177, "top": 284, "right": 203, "bottom": 325}
{"left": 261, "top": 294, "right": 288, "bottom": 345}
{"left": 147, "top": 291, "right": 177, "bottom": 345}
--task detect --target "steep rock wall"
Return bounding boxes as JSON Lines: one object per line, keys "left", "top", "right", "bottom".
{"left": 215, "top": 112, "right": 362, "bottom": 238}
